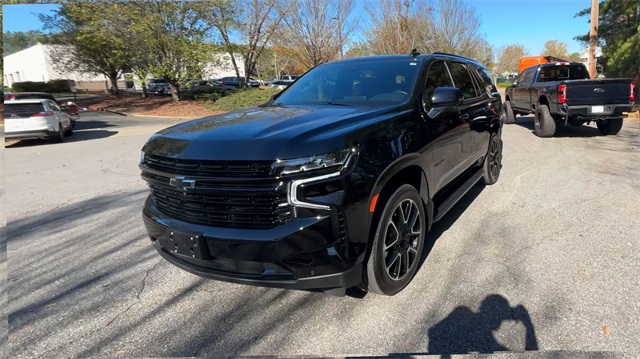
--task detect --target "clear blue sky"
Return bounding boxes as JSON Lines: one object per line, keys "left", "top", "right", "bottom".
{"left": 3, "top": 1, "right": 591, "bottom": 55}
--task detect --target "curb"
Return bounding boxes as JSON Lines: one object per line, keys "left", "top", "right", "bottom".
{"left": 88, "top": 106, "right": 128, "bottom": 116}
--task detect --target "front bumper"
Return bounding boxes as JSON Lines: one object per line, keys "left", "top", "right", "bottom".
{"left": 558, "top": 103, "right": 633, "bottom": 120}
{"left": 142, "top": 196, "right": 363, "bottom": 291}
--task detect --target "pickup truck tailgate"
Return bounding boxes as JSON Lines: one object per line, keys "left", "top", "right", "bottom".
{"left": 565, "top": 79, "right": 631, "bottom": 106}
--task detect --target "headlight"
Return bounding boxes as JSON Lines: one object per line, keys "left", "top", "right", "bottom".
{"left": 140, "top": 151, "right": 145, "bottom": 164}
{"left": 276, "top": 147, "right": 357, "bottom": 175}
{"left": 280, "top": 147, "right": 358, "bottom": 210}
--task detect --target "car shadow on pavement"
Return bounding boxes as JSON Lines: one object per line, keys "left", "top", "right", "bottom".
{"left": 75, "top": 120, "right": 118, "bottom": 130}
{"left": 5, "top": 129, "right": 118, "bottom": 147}
{"left": 512, "top": 116, "right": 604, "bottom": 138}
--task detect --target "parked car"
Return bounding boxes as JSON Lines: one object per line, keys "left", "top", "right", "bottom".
{"left": 147, "top": 78, "right": 171, "bottom": 95}
{"left": 4, "top": 92, "right": 80, "bottom": 128}
{"left": 140, "top": 52, "right": 502, "bottom": 296}
{"left": 270, "top": 80, "right": 293, "bottom": 90}
{"left": 4, "top": 99, "right": 74, "bottom": 142}
{"left": 179, "top": 79, "right": 223, "bottom": 93}
{"left": 503, "top": 61, "right": 635, "bottom": 136}
{"left": 219, "top": 76, "right": 260, "bottom": 88}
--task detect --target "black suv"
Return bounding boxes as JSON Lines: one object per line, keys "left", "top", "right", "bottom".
{"left": 140, "top": 53, "right": 503, "bottom": 296}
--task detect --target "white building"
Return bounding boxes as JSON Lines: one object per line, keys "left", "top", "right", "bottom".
{"left": 3, "top": 43, "right": 109, "bottom": 88}
{"left": 203, "top": 52, "right": 246, "bottom": 79}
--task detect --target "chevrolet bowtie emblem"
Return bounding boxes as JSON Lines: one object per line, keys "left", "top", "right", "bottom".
{"left": 170, "top": 176, "right": 196, "bottom": 190}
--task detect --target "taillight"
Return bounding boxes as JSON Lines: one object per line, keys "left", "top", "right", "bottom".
{"left": 558, "top": 84, "right": 567, "bottom": 104}
{"left": 631, "top": 82, "right": 636, "bottom": 102}
{"left": 32, "top": 111, "right": 54, "bottom": 117}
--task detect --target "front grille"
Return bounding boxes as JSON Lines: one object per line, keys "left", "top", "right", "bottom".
{"left": 144, "top": 154, "right": 274, "bottom": 178}
{"left": 142, "top": 155, "right": 293, "bottom": 229}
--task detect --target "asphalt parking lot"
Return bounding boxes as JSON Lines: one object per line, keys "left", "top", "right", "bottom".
{"left": 4, "top": 111, "right": 639, "bottom": 358}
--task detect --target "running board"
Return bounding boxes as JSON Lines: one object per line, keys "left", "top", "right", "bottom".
{"left": 433, "top": 168, "right": 484, "bottom": 222}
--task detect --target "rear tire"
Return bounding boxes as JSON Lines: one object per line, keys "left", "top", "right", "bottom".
{"left": 501, "top": 100, "right": 515, "bottom": 124}
{"left": 65, "top": 122, "right": 74, "bottom": 136}
{"left": 534, "top": 105, "right": 556, "bottom": 137}
{"left": 596, "top": 119, "right": 623, "bottom": 135}
{"left": 483, "top": 132, "right": 502, "bottom": 185}
{"left": 364, "top": 184, "right": 426, "bottom": 296}
{"left": 53, "top": 123, "right": 64, "bottom": 143}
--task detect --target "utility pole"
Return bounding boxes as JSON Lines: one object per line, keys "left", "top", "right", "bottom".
{"left": 589, "top": 0, "right": 599, "bottom": 79}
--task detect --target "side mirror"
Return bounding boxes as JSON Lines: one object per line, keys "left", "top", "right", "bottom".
{"left": 427, "top": 87, "right": 464, "bottom": 119}
{"left": 431, "top": 87, "right": 464, "bottom": 108}
{"left": 512, "top": 81, "right": 518, "bottom": 86}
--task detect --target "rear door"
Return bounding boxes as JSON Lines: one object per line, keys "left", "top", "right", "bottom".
{"left": 48, "top": 100, "right": 71, "bottom": 129}
{"left": 422, "top": 60, "right": 473, "bottom": 193}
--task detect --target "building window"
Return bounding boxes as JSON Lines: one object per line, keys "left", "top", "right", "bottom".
{"left": 15, "top": 72, "right": 21, "bottom": 82}
{"left": 9, "top": 74, "right": 14, "bottom": 84}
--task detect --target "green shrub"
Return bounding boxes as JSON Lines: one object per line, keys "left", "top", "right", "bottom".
{"left": 11, "top": 79, "right": 71, "bottom": 93}
{"left": 47, "top": 79, "right": 71, "bottom": 93}
{"left": 213, "top": 88, "right": 281, "bottom": 111}
{"left": 194, "top": 92, "right": 221, "bottom": 102}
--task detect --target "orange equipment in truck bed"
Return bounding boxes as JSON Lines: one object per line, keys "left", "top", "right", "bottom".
{"left": 518, "top": 56, "right": 568, "bottom": 75}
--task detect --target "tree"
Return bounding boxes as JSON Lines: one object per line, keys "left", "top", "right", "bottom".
{"left": 213, "top": 0, "right": 290, "bottom": 87}
{"left": 3, "top": 31, "right": 51, "bottom": 55}
{"left": 127, "top": 1, "right": 222, "bottom": 101}
{"left": 39, "top": 3, "right": 130, "bottom": 95}
{"left": 363, "top": 0, "right": 491, "bottom": 66}
{"left": 418, "top": 0, "right": 490, "bottom": 64}
{"left": 575, "top": 0, "right": 639, "bottom": 80}
{"left": 279, "top": 0, "right": 355, "bottom": 69}
{"left": 364, "top": 0, "right": 424, "bottom": 55}
{"left": 495, "top": 44, "right": 529, "bottom": 75}
{"left": 541, "top": 40, "right": 570, "bottom": 59}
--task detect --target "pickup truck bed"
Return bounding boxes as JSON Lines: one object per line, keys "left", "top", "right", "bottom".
{"left": 503, "top": 62, "right": 635, "bottom": 137}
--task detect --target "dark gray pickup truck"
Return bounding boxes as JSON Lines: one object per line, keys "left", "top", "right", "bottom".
{"left": 503, "top": 62, "right": 635, "bottom": 137}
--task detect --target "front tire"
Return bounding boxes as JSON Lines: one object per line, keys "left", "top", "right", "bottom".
{"left": 364, "top": 184, "right": 426, "bottom": 296}
{"left": 501, "top": 100, "right": 515, "bottom": 124}
{"left": 483, "top": 132, "right": 502, "bottom": 185}
{"left": 534, "top": 105, "right": 556, "bottom": 137}
{"left": 596, "top": 119, "right": 623, "bottom": 135}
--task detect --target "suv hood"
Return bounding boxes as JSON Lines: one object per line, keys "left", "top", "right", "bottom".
{"left": 142, "top": 104, "right": 392, "bottom": 161}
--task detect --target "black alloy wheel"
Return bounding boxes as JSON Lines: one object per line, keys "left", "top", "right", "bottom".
{"left": 483, "top": 132, "right": 502, "bottom": 185}
{"left": 364, "top": 184, "right": 426, "bottom": 296}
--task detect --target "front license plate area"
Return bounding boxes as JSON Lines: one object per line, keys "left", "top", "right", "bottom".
{"left": 591, "top": 105, "right": 605, "bottom": 113}
{"left": 157, "top": 230, "right": 208, "bottom": 259}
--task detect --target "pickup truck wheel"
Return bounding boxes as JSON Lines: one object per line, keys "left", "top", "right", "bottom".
{"left": 534, "top": 105, "right": 556, "bottom": 137}
{"left": 596, "top": 119, "right": 623, "bottom": 135}
{"left": 483, "top": 132, "right": 502, "bottom": 185}
{"left": 364, "top": 184, "right": 425, "bottom": 296}
{"left": 501, "top": 101, "right": 515, "bottom": 124}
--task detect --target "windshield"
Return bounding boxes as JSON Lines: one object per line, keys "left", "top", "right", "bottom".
{"left": 273, "top": 58, "right": 420, "bottom": 106}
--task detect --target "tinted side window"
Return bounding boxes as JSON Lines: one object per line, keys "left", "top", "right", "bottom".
{"left": 49, "top": 101, "right": 62, "bottom": 111}
{"left": 448, "top": 62, "right": 478, "bottom": 100}
{"left": 423, "top": 61, "right": 454, "bottom": 107}
{"left": 523, "top": 68, "right": 535, "bottom": 84}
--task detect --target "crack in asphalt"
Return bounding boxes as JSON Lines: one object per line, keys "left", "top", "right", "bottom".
{"left": 137, "top": 258, "right": 164, "bottom": 300}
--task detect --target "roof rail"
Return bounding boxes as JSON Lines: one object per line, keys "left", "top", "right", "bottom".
{"left": 431, "top": 52, "right": 473, "bottom": 60}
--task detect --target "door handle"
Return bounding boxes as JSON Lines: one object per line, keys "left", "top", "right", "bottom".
{"left": 460, "top": 114, "right": 469, "bottom": 120}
